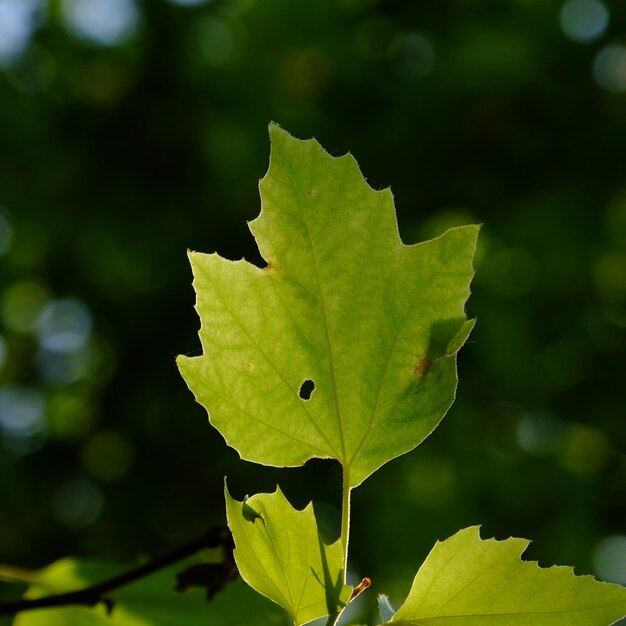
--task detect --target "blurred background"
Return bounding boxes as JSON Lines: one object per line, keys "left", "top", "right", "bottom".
{"left": 0, "top": 0, "right": 625, "bottom": 622}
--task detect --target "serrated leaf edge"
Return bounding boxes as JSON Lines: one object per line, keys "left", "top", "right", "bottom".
{"left": 388, "top": 525, "right": 626, "bottom": 624}
{"left": 225, "top": 484, "right": 350, "bottom": 625}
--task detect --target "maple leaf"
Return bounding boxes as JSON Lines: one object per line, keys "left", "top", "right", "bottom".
{"left": 177, "top": 124, "right": 477, "bottom": 487}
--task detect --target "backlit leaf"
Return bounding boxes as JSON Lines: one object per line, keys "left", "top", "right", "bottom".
{"left": 225, "top": 486, "right": 351, "bottom": 626}
{"left": 389, "top": 526, "right": 626, "bottom": 625}
{"left": 12, "top": 558, "right": 288, "bottom": 626}
{"left": 178, "top": 124, "right": 478, "bottom": 487}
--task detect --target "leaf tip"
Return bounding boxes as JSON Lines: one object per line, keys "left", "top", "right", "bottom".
{"left": 268, "top": 121, "right": 295, "bottom": 147}
{"left": 174, "top": 354, "right": 190, "bottom": 370}
{"left": 186, "top": 249, "right": 202, "bottom": 262}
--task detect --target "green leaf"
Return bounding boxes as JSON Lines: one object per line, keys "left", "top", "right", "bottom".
{"left": 12, "top": 558, "right": 288, "bottom": 626}
{"left": 225, "top": 486, "right": 351, "bottom": 626}
{"left": 177, "top": 124, "right": 478, "bottom": 487}
{"left": 389, "top": 526, "right": 626, "bottom": 625}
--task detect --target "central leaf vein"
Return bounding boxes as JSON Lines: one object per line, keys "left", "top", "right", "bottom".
{"left": 279, "top": 151, "right": 347, "bottom": 463}
{"left": 348, "top": 261, "right": 433, "bottom": 468}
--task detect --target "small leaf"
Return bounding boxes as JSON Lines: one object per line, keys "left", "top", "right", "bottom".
{"left": 177, "top": 124, "right": 478, "bottom": 487}
{"left": 225, "top": 486, "right": 351, "bottom": 625}
{"left": 13, "top": 558, "right": 289, "bottom": 626}
{"left": 389, "top": 526, "right": 626, "bottom": 625}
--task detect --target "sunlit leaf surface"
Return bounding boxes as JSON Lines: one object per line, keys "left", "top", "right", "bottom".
{"left": 389, "top": 526, "right": 626, "bottom": 625}
{"left": 226, "top": 487, "right": 350, "bottom": 625}
{"left": 178, "top": 125, "right": 478, "bottom": 487}
{"left": 13, "top": 558, "right": 288, "bottom": 626}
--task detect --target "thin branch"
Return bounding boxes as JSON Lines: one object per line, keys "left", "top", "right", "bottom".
{"left": 0, "top": 526, "right": 233, "bottom": 618}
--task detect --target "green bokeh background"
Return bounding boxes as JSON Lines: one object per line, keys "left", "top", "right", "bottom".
{"left": 0, "top": 0, "right": 625, "bottom": 623}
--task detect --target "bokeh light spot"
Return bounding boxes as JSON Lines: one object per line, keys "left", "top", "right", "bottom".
{"left": 0, "top": 385, "right": 46, "bottom": 451}
{"left": 354, "top": 16, "right": 396, "bottom": 60}
{"left": 82, "top": 430, "right": 134, "bottom": 483}
{"left": 516, "top": 411, "right": 566, "bottom": 457}
{"left": 48, "top": 392, "right": 95, "bottom": 440}
{"left": 52, "top": 478, "right": 104, "bottom": 528}
{"left": 37, "top": 297, "right": 92, "bottom": 354}
{"left": 405, "top": 457, "right": 457, "bottom": 508}
{"left": 593, "top": 44, "right": 626, "bottom": 93}
{"left": 61, "top": 0, "right": 139, "bottom": 46}
{"left": 390, "top": 33, "right": 435, "bottom": 80}
{"left": 594, "top": 535, "right": 626, "bottom": 585}
{"left": 560, "top": 0, "right": 609, "bottom": 43}
{"left": 281, "top": 48, "right": 332, "bottom": 97}
{"left": 37, "top": 345, "right": 93, "bottom": 384}
{"left": 1, "top": 281, "right": 49, "bottom": 334}
{"left": 198, "top": 17, "right": 234, "bottom": 65}
{"left": 559, "top": 424, "right": 609, "bottom": 474}
{"left": 593, "top": 252, "right": 626, "bottom": 302}
{"left": 602, "top": 303, "right": 626, "bottom": 328}
{"left": 483, "top": 247, "right": 538, "bottom": 298}
{"left": 0, "top": 0, "right": 43, "bottom": 66}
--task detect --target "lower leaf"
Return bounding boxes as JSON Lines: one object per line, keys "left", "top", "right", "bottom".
{"left": 225, "top": 486, "right": 352, "bottom": 626}
{"left": 389, "top": 526, "right": 626, "bottom": 625}
{"left": 13, "top": 558, "right": 288, "bottom": 626}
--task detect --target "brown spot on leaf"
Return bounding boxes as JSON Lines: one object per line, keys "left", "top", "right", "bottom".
{"left": 306, "top": 187, "right": 318, "bottom": 198}
{"left": 413, "top": 356, "right": 432, "bottom": 377}
{"left": 244, "top": 362, "right": 254, "bottom": 372}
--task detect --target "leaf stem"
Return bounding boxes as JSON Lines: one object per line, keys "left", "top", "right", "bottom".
{"left": 325, "top": 610, "right": 341, "bottom": 626}
{"left": 341, "top": 467, "right": 351, "bottom": 584}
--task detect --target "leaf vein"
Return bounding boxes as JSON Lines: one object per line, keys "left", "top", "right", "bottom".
{"left": 278, "top": 150, "right": 348, "bottom": 463}
{"left": 196, "top": 261, "right": 339, "bottom": 457}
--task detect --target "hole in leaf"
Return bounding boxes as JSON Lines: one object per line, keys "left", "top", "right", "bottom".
{"left": 299, "top": 379, "right": 315, "bottom": 400}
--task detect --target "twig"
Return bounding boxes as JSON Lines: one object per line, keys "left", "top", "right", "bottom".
{"left": 0, "top": 526, "right": 233, "bottom": 618}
